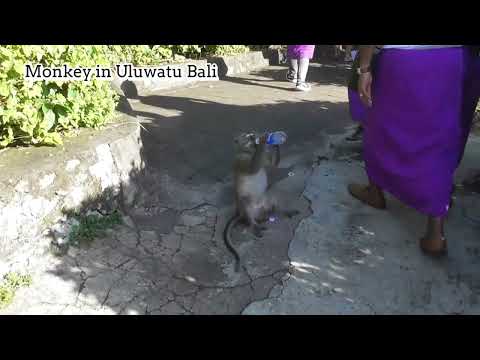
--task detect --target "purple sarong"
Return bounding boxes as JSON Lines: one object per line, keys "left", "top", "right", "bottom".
{"left": 287, "top": 45, "right": 315, "bottom": 59}
{"left": 348, "top": 88, "right": 367, "bottom": 124}
{"left": 364, "top": 47, "right": 473, "bottom": 217}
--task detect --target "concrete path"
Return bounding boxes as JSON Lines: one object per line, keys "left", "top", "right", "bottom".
{"left": 3, "top": 62, "right": 480, "bottom": 315}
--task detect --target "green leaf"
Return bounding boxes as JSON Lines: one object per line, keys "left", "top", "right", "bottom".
{"left": 0, "top": 82, "right": 9, "bottom": 97}
{"left": 67, "top": 87, "right": 78, "bottom": 100}
{"left": 0, "top": 47, "right": 12, "bottom": 58}
{"left": 54, "top": 104, "right": 68, "bottom": 116}
{"left": 42, "top": 108, "right": 56, "bottom": 131}
{"left": 0, "top": 138, "right": 10, "bottom": 148}
{"left": 13, "top": 61, "right": 24, "bottom": 75}
{"left": 2, "top": 60, "right": 13, "bottom": 71}
{"left": 41, "top": 103, "right": 52, "bottom": 113}
{"left": 43, "top": 132, "right": 63, "bottom": 146}
{"left": 29, "top": 84, "right": 42, "bottom": 98}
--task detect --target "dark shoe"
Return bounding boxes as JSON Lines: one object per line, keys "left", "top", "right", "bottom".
{"left": 286, "top": 71, "right": 297, "bottom": 83}
{"left": 346, "top": 126, "right": 363, "bottom": 142}
{"left": 348, "top": 183, "right": 386, "bottom": 210}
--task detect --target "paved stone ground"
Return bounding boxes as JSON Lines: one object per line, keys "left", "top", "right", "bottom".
{"left": 3, "top": 62, "right": 480, "bottom": 315}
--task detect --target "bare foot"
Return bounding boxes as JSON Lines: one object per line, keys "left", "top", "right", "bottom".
{"left": 348, "top": 183, "right": 386, "bottom": 209}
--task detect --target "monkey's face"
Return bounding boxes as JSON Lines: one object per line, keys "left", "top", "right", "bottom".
{"left": 234, "top": 132, "right": 258, "bottom": 154}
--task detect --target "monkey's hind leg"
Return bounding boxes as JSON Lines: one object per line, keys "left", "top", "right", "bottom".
{"left": 245, "top": 206, "right": 266, "bottom": 238}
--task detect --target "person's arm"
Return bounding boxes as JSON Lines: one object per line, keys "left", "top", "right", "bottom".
{"left": 359, "top": 46, "right": 374, "bottom": 71}
{"left": 358, "top": 45, "right": 375, "bottom": 107}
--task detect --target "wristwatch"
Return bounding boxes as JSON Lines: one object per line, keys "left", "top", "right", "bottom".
{"left": 356, "top": 66, "right": 371, "bottom": 75}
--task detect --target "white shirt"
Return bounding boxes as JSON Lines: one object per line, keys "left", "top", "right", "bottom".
{"left": 382, "top": 45, "right": 462, "bottom": 50}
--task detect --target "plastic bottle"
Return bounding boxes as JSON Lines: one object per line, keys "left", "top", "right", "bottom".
{"left": 256, "top": 131, "right": 287, "bottom": 145}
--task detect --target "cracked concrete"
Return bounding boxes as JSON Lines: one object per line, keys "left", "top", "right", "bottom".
{"left": 3, "top": 62, "right": 480, "bottom": 315}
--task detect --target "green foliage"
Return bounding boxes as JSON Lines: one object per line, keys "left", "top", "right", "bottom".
{"left": 171, "top": 45, "right": 205, "bottom": 59}
{"left": 69, "top": 210, "right": 123, "bottom": 246}
{"left": 0, "top": 45, "right": 119, "bottom": 148}
{"left": 204, "top": 45, "right": 250, "bottom": 56}
{"left": 0, "top": 45, "right": 254, "bottom": 148}
{"left": 0, "top": 272, "right": 32, "bottom": 309}
{"left": 248, "top": 45, "right": 269, "bottom": 51}
{"left": 106, "top": 45, "right": 174, "bottom": 66}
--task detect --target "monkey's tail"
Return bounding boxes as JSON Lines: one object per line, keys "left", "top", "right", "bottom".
{"left": 223, "top": 214, "right": 241, "bottom": 272}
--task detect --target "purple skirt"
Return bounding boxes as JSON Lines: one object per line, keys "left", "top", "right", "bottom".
{"left": 287, "top": 45, "right": 315, "bottom": 59}
{"left": 348, "top": 88, "right": 367, "bottom": 124}
{"left": 364, "top": 47, "right": 473, "bottom": 217}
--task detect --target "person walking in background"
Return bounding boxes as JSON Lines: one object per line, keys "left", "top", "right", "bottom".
{"left": 349, "top": 45, "right": 476, "bottom": 257}
{"left": 344, "top": 45, "right": 353, "bottom": 62}
{"left": 286, "top": 45, "right": 316, "bottom": 92}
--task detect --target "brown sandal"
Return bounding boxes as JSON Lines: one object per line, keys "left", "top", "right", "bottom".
{"left": 348, "top": 183, "right": 386, "bottom": 210}
{"left": 420, "top": 237, "right": 448, "bottom": 257}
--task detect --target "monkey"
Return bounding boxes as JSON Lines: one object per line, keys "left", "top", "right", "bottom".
{"left": 224, "top": 132, "right": 298, "bottom": 272}
{"left": 224, "top": 132, "right": 272, "bottom": 272}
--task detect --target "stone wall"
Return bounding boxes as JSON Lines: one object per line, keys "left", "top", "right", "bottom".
{"left": 0, "top": 116, "right": 144, "bottom": 260}
{"left": 207, "top": 51, "right": 270, "bottom": 78}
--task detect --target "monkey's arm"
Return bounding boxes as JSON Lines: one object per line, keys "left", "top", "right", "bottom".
{"left": 249, "top": 142, "right": 269, "bottom": 174}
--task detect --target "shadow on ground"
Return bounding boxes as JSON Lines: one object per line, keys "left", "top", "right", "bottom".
{"left": 128, "top": 64, "right": 352, "bottom": 188}
{"left": 220, "top": 63, "right": 350, "bottom": 91}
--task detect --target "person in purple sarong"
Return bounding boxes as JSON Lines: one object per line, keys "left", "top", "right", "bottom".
{"left": 348, "top": 45, "right": 480, "bottom": 257}
{"left": 286, "top": 45, "right": 315, "bottom": 92}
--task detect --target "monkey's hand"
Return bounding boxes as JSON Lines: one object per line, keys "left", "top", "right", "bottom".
{"left": 256, "top": 134, "right": 268, "bottom": 145}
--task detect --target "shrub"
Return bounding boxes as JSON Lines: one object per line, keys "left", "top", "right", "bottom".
{"left": 204, "top": 45, "right": 250, "bottom": 56}
{"left": 105, "top": 45, "right": 174, "bottom": 66}
{"left": 0, "top": 272, "right": 32, "bottom": 309}
{"left": 171, "top": 45, "right": 205, "bottom": 59}
{"left": 0, "top": 45, "right": 119, "bottom": 148}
